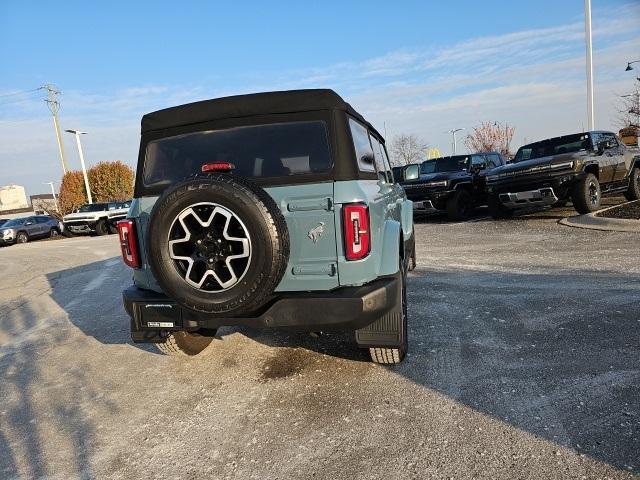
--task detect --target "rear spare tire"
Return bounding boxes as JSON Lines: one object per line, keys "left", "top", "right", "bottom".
{"left": 147, "top": 175, "right": 290, "bottom": 316}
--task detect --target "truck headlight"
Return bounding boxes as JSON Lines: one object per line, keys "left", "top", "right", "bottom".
{"left": 425, "top": 180, "right": 448, "bottom": 188}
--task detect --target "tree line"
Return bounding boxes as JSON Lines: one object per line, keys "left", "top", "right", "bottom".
{"left": 387, "top": 121, "right": 515, "bottom": 166}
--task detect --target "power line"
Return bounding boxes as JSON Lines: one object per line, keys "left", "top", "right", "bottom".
{"left": 0, "top": 87, "right": 44, "bottom": 98}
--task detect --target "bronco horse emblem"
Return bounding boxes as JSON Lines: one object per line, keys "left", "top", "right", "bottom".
{"left": 307, "top": 222, "right": 325, "bottom": 244}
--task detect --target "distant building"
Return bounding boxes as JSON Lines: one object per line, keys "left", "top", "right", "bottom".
{"left": 0, "top": 185, "right": 29, "bottom": 212}
{"left": 30, "top": 193, "right": 58, "bottom": 214}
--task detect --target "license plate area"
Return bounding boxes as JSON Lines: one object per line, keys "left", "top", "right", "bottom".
{"left": 134, "top": 302, "right": 182, "bottom": 329}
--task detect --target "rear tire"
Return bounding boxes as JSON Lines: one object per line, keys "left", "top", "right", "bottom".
{"left": 488, "top": 196, "right": 513, "bottom": 219}
{"left": 155, "top": 330, "right": 216, "bottom": 357}
{"left": 572, "top": 173, "right": 601, "bottom": 214}
{"left": 623, "top": 167, "right": 640, "bottom": 201}
{"left": 369, "top": 260, "right": 408, "bottom": 365}
{"left": 147, "top": 175, "right": 290, "bottom": 316}
{"left": 446, "top": 190, "right": 473, "bottom": 221}
{"left": 95, "top": 219, "right": 108, "bottom": 236}
{"left": 50, "top": 228, "right": 59, "bottom": 238}
{"left": 16, "top": 231, "right": 28, "bottom": 244}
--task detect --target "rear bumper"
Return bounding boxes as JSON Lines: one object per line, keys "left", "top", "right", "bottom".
{"left": 123, "top": 276, "right": 400, "bottom": 343}
{"left": 498, "top": 187, "right": 558, "bottom": 209}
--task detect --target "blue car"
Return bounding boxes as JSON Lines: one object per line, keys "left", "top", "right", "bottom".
{"left": 118, "top": 89, "right": 416, "bottom": 364}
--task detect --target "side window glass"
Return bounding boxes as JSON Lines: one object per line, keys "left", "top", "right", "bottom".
{"left": 380, "top": 143, "right": 394, "bottom": 181}
{"left": 370, "top": 135, "right": 390, "bottom": 182}
{"left": 489, "top": 154, "right": 501, "bottom": 167}
{"left": 471, "top": 155, "right": 486, "bottom": 167}
{"left": 603, "top": 133, "right": 619, "bottom": 148}
{"left": 36, "top": 217, "right": 47, "bottom": 224}
{"left": 349, "top": 118, "right": 375, "bottom": 172}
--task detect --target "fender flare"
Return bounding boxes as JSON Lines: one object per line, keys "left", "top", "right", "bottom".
{"left": 379, "top": 220, "right": 402, "bottom": 276}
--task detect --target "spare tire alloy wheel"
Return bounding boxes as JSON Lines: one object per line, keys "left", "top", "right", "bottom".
{"left": 148, "top": 175, "right": 290, "bottom": 316}
{"left": 168, "top": 202, "right": 251, "bottom": 291}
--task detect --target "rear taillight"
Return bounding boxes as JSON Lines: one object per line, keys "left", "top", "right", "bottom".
{"left": 343, "top": 204, "right": 370, "bottom": 261}
{"left": 117, "top": 219, "right": 140, "bottom": 269}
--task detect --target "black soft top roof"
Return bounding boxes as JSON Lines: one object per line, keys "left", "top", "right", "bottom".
{"left": 141, "top": 88, "right": 382, "bottom": 139}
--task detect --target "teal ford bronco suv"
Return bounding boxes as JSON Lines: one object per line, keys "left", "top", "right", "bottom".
{"left": 118, "top": 89, "right": 416, "bottom": 364}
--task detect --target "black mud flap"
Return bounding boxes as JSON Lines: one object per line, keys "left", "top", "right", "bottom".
{"left": 355, "top": 269, "right": 405, "bottom": 349}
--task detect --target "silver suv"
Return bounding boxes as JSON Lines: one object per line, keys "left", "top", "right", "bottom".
{"left": 0, "top": 215, "right": 62, "bottom": 245}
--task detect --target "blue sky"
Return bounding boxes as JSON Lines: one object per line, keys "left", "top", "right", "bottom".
{"left": 1, "top": 0, "right": 639, "bottom": 196}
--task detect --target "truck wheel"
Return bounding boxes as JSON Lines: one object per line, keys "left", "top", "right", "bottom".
{"left": 95, "top": 219, "right": 108, "bottom": 236}
{"left": 624, "top": 167, "right": 640, "bottom": 201}
{"left": 446, "top": 190, "right": 473, "bottom": 221}
{"left": 16, "top": 231, "right": 28, "bottom": 244}
{"left": 488, "top": 196, "right": 513, "bottom": 219}
{"left": 369, "top": 260, "right": 408, "bottom": 365}
{"left": 572, "top": 173, "right": 601, "bottom": 214}
{"left": 147, "top": 175, "right": 289, "bottom": 316}
{"left": 156, "top": 330, "right": 215, "bottom": 357}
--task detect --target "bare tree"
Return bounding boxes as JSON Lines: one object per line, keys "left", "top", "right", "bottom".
{"left": 615, "top": 78, "right": 640, "bottom": 129}
{"left": 464, "top": 121, "right": 515, "bottom": 156}
{"left": 388, "top": 134, "right": 428, "bottom": 166}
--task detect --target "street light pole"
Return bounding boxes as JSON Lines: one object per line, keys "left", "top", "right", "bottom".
{"left": 584, "top": 0, "right": 595, "bottom": 131}
{"left": 44, "top": 181, "right": 59, "bottom": 212}
{"left": 625, "top": 60, "right": 640, "bottom": 71}
{"left": 448, "top": 128, "right": 464, "bottom": 155}
{"left": 65, "top": 129, "right": 93, "bottom": 204}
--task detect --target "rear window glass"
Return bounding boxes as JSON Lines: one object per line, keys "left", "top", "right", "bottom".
{"left": 514, "top": 133, "right": 591, "bottom": 162}
{"left": 143, "top": 121, "right": 332, "bottom": 188}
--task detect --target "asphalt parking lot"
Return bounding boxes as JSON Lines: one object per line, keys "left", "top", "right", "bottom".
{"left": 1, "top": 206, "right": 638, "bottom": 480}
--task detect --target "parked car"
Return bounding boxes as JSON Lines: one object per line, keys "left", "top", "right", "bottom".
{"left": 400, "top": 152, "right": 507, "bottom": 220}
{"left": 118, "top": 89, "right": 416, "bottom": 364}
{"left": 63, "top": 201, "right": 131, "bottom": 235}
{"left": 485, "top": 131, "right": 640, "bottom": 218}
{"left": 0, "top": 215, "right": 62, "bottom": 245}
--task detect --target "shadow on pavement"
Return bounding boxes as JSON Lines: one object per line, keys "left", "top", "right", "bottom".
{"left": 240, "top": 266, "right": 640, "bottom": 474}
{"left": 33, "top": 256, "right": 640, "bottom": 475}
{"left": 0, "top": 299, "right": 116, "bottom": 478}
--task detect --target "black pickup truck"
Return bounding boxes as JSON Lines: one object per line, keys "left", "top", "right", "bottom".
{"left": 400, "top": 152, "right": 507, "bottom": 220}
{"left": 485, "top": 131, "right": 640, "bottom": 218}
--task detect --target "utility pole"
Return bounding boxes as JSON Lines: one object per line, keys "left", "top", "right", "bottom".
{"left": 584, "top": 0, "right": 595, "bottom": 131}
{"left": 43, "top": 84, "right": 69, "bottom": 174}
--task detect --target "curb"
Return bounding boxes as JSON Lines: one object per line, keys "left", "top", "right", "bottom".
{"left": 559, "top": 202, "right": 640, "bottom": 233}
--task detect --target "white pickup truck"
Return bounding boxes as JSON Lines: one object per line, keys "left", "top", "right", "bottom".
{"left": 63, "top": 201, "right": 131, "bottom": 235}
